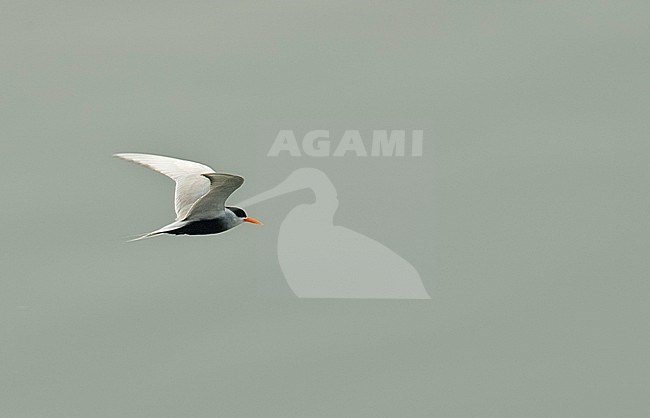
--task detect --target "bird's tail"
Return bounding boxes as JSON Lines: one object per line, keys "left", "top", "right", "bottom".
{"left": 126, "top": 231, "right": 164, "bottom": 242}
{"left": 124, "top": 220, "right": 188, "bottom": 242}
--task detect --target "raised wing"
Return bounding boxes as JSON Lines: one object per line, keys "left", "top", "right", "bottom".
{"left": 114, "top": 153, "right": 215, "bottom": 220}
{"left": 184, "top": 173, "right": 244, "bottom": 221}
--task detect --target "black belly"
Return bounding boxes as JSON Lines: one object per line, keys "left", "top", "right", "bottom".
{"left": 168, "top": 219, "right": 231, "bottom": 236}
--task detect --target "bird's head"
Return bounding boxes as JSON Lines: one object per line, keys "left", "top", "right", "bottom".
{"left": 227, "top": 206, "right": 263, "bottom": 225}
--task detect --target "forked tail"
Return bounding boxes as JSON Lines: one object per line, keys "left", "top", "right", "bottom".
{"left": 124, "top": 220, "right": 188, "bottom": 242}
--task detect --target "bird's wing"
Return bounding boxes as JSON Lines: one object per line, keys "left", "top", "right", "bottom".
{"left": 114, "top": 153, "right": 215, "bottom": 220}
{"left": 184, "top": 173, "right": 244, "bottom": 221}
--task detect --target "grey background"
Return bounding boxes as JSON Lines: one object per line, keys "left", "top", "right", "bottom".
{"left": 1, "top": 1, "right": 648, "bottom": 416}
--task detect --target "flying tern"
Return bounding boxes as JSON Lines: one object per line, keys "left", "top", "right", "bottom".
{"left": 114, "top": 153, "right": 261, "bottom": 241}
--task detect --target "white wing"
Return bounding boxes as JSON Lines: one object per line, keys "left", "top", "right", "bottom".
{"left": 184, "top": 173, "right": 244, "bottom": 221}
{"left": 114, "top": 153, "right": 215, "bottom": 220}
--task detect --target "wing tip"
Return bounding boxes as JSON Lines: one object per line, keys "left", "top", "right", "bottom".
{"left": 202, "top": 173, "right": 245, "bottom": 182}
{"left": 113, "top": 152, "right": 137, "bottom": 161}
{"left": 113, "top": 152, "right": 145, "bottom": 158}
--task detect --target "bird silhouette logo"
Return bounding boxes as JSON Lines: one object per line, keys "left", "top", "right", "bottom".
{"left": 237, "top": 168, "right": 430, "bottom": 299}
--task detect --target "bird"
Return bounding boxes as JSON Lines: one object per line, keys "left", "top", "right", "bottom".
{"left": 236, "top": 168, "right": 430, "bottom": 299}
{"left": 114, "top": 153, "right": 261, "bottom": 241}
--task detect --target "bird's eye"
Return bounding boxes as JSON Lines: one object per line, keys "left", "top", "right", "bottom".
{"left": 227, "top": 207, "right": 247, "bottom": 218}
